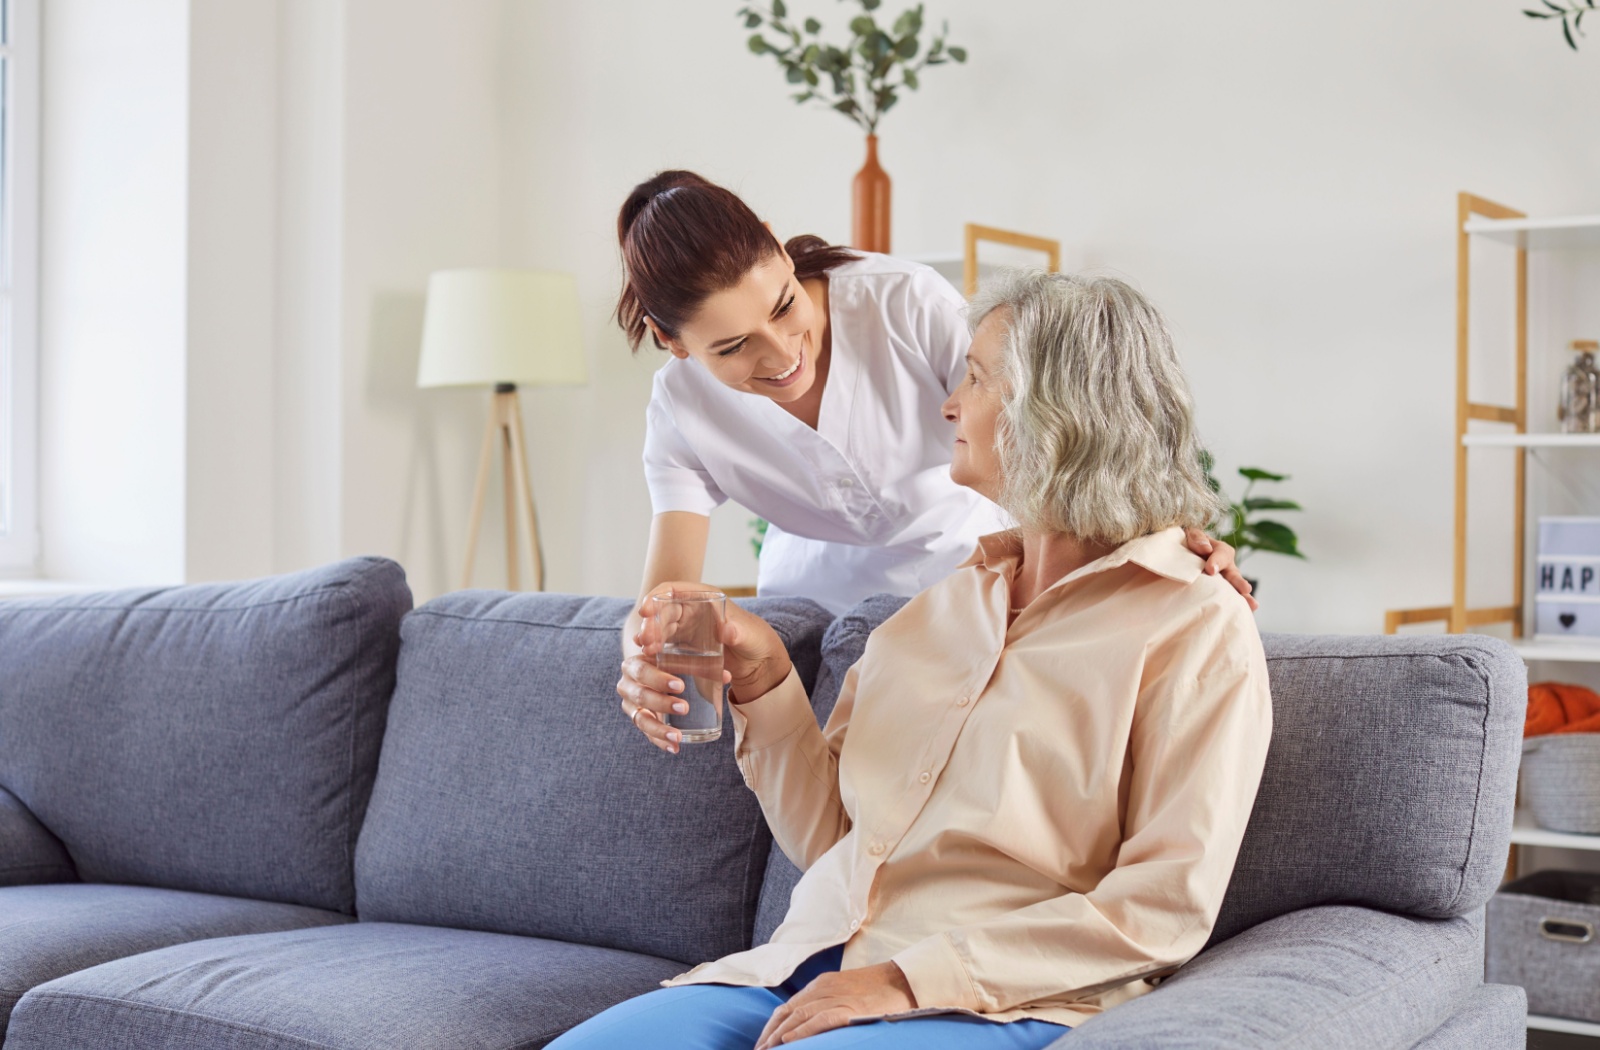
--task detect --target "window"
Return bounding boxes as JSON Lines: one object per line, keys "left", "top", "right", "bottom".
{"left": 0, "top": 0, "right": 38, "bottom": 575}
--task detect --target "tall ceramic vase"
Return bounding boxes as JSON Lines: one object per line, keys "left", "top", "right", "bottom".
{"left": 852, "top": 135, "right": 891, "bottom": 253}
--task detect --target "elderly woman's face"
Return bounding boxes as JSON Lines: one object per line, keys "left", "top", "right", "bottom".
{"left": 942, "top": 310, "right": 1007, "bottom": 500}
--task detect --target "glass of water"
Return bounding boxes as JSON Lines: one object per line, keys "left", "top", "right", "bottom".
{"left": 649, "top": 590, "right": 727, "bottom": 744}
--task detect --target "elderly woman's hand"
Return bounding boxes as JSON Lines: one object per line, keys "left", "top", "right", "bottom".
{"left": 753, "top": 962, "right": 916, "bottom": 1048}
{"left": 617, "top": 584, "right": 793, "bottom": 754}
{"left": 1183, "top": 530, "right": 1258, "bottom": 612}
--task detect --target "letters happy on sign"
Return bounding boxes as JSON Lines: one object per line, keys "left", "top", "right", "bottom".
{"left": 1535, "top": 517, "right": 1600, "bottom": 640}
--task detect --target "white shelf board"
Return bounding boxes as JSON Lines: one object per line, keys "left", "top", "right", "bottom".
{"left": 1462, "top": 433, "right": 1600, "bottom": 448}
{"left": 1465, "top": 214, "right": 1600, "bottom": 250}
{"left": 1529, "top": 1013, "right": 1600, "bottom": 1036}
{"left": 1511, "top": 808, "right": 1600, "bottom": 852}
{"left": 1515, "top": 640, "right": 1600, "bottom": 663}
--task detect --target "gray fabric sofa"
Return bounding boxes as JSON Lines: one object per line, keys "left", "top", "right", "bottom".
{"left": 0, "top": 565, "right": 1527, "bottom": 1048}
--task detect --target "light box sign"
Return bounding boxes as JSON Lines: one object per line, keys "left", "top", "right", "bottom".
{"left": 1536, "top": 517, "right": 1600, "bottom": 640}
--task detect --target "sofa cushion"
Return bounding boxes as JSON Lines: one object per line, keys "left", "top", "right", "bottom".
{"left": 1410, "top": 983, "right": 1527, "bottom": 1049}
{"left": 0, "top": 558, "right": 412, "bottom": 913}
{"left": 0, "top": 788, "right": 73, "bottom": 888}
{"left": 0, "top": 884, "right": 350, "bottom": 1037}
{"left": 1212, "top": 634, "right": 1524, "bottom": 943}
{"left": 1062, "top": 905, "right": 1486, "bottom": 1049}
{"left": 4, "top": 922, "right": 681, "bottom": 1050}
{"left": 754, "top": 593, "right": 904, "bottom": 945}
{"left": 354, "top": 592, "right": 830, "bottom": 966}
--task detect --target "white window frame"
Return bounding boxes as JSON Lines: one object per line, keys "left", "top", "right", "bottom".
{"left": 0, "top": 0, "right": 39, "bottom": 576}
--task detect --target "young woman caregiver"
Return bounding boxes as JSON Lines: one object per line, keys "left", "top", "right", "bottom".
{"left": 615, "top": 171, "right": 1252, "bottom": 648}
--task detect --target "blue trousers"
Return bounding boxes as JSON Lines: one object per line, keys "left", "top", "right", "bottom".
{"left": 547, "top": 947, "right": 1070, "bottom": 1049}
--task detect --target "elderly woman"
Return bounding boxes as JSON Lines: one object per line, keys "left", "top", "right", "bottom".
{"left": 573, "top": 272, "right": 1273, "bottom": 1050}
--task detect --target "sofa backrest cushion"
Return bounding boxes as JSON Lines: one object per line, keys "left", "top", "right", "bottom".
{"left": 1209, "top": 632, "right": 1524, "bottom": 944}
{"left": 755, "top": 594, "right": 905, "bottom": 944}
{"left": 0, "top": 785, "right": 75, "bottom": 887}
{"left": 0, "top": 558, "right": 412, "bottom": 914}
{"left": 751, "top": 600, "right": 1525, "bottom": 949}
{"left": 354, "top": 592, "right": 830, "bottom": 965}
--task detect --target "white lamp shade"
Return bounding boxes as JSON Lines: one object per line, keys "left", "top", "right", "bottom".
{"left": 417, "top": 269, "right": 588, "bottom": 388}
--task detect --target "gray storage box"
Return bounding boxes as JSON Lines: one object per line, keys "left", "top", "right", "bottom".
{"left": 1488, "top": 870, "right": 1600, "bottom": 1023}
{"left": 1523, "top": 733, "right": 1600, "bottom": 834}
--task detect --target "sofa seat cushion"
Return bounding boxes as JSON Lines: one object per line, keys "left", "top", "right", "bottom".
{"left": 354, "top": 592, "right": 830, "bottom": 966}
{"left": 4, "top": 921, "right": 685, "bottom": 1050}
{"left": 0, "top": 558, "right": 412, "bottom": 913}
{"left": 0, "top": 787, "right": 73, "bottom": 887}
{"left": 1061, "top": 905, "right": 1486, "bottom": 1049}
{"left": 1410, "top": 983, "right": 1527, "bottom": 1049}
{"left": 0, "top": 884, "right": 349, "bottom": 1036}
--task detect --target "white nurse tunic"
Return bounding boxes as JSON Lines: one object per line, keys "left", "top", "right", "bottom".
{"left": 642, "top": 253, "right": 1010, "bottom": 615}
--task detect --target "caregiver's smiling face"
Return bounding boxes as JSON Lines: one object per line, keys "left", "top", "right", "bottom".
{"left": 664, "top": 252, "right": 822, "bottom": 405}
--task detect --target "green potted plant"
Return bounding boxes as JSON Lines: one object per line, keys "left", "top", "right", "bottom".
{"left": 1200, "top": 452, "right": 1305, "bottom": 591}
{"left": 738, "top": 0, "right": 967, "bottom": 252}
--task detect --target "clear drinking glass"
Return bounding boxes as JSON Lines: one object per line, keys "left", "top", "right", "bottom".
{"left": 649, "top": 590, "right": 727, "bottom": 744}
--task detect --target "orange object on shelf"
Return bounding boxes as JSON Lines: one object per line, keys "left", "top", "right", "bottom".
{"left": 1527, "top": 681, "right": 1600, "bottom": 737}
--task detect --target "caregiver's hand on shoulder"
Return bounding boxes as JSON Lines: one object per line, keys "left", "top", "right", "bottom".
{"left": 616, "top": 584, "right": 792, "bottom": 755}
{"left": 1183, "top": 529, "right": 1258, "bottom": 612}
{"left": 754, "top": 962, "right": 917, "bottom": 1049}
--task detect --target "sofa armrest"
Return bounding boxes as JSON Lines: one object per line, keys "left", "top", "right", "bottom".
{"left": 1058, "top": 906, "right": 1484, "bottom": 1050}
{"left": 0, "top": 786, "right": 75, "bottom": 886}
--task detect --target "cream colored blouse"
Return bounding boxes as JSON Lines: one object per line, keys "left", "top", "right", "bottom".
{"left": 666, "top": 527, "right": 1273, "bottom": 1029}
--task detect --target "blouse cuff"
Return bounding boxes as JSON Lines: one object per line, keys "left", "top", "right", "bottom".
{"left": 892, "top": 933, "right": 981, "bottom": 1014}
{"left": 730, "top": 667, "right": 815, "bottom": 754}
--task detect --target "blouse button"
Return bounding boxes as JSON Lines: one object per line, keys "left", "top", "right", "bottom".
{"left": 849, "top": 918, "right": 861, "bottom": 931}
{"left": 868, "top": 841, "right": 885, "bottom": 855}
{"left": 918, "top": 771, "right": 931, "bottom": 784}
{"left": 957, "top": 695, "right": 970, "bottom": 707}
{"left": 838, "top": 477, "right": 855, "bottom": 488}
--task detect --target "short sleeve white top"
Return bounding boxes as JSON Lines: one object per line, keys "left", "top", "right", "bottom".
{"left": 643, "top": 253, "right": 1010, "bottom": 615}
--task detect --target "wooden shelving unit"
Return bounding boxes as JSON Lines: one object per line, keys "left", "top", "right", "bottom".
{"left": 1385, "top": 193, "right": 1530, "bottom": 638}
{"left": 1386, "top": 195, "right": 1600, "bottom": 1041}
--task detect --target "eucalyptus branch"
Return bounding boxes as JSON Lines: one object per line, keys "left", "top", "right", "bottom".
{"left": 1525, "top": 0, "right": 1596, "bottom": 50}
{"left": 739, "top": 0, "right": 967, "bottom": 135}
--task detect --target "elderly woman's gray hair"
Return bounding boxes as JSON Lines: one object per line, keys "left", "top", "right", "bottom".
{"left": 967, "top": 270, "right": 1224, "bottom": 546}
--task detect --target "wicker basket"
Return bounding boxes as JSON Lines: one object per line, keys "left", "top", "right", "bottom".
{"left": 1488, "top": 871, "right": 1600, "bottom": 1023}
{"left": 1523, "top": 732, "right": 1600, "bottom": 834}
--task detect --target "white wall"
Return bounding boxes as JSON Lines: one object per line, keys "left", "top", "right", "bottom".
{"left": 497, "top": 0, "right": 1600, "bottom": 633}
{"left": 186, "top": 0, "right": 279, "bottom": 582}
{"left": 36, "top": 0, "right": 1600, "bottom": 634}
{"left": 40, "top": 0, "right": 189, "bottom": 586}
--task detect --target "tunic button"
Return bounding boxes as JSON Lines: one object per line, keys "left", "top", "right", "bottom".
{"left": 869, "top": 841, "right": 885, "bottom": 855}
{"left": 918, "top": 771, "right": 931, "bottom": 784}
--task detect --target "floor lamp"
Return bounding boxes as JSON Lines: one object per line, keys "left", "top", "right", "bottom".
{"left": 417, "top": 269, "right": 587, "bottom": 591}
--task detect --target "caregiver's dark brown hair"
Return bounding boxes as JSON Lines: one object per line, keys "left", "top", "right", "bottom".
{"left": 616, "top": 170, "right": 857, "bottom": 352}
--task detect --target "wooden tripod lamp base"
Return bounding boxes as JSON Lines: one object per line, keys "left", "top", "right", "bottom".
{"left": 462, "top": 382, "right": 545, "bottom": 591}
